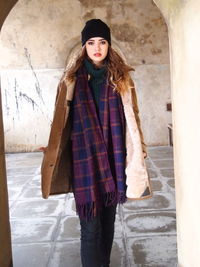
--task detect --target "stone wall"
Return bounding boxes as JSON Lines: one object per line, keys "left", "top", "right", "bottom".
{"left": 0, "top": 0, "right": 170, "bottom": 152}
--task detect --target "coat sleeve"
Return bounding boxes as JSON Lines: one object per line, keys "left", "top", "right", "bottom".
{"left": 40, "top": 77, "right": 73, "bottom": 198}
{"left": 128, "top": 76, "right": 147, "bottom": 158}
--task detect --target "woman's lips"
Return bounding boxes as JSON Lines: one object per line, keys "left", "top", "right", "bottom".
{"left": 94, "top": 53, "right": 102, "bottom": 57}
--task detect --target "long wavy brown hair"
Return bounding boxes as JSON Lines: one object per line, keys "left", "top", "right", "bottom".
{"left": 62, "top": 45, "right": 134, "bottom": 94}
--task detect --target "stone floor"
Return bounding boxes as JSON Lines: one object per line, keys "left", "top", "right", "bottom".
{"left": 6, "top": 146, "right": 177, "bottom": 267}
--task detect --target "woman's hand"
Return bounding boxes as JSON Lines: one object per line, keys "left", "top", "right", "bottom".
{"left": 39, "top": 147, "right": 47, "bottom": 153}
{"left": 143, "top": 151, "right": 147, "bottom": 159}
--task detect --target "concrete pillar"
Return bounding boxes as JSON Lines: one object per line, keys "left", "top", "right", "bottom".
{"left": 0, "top": 1, "right": 18, "bottom": 266}
{"left": 153, "top": 0, "right": 200, "bottom": 266}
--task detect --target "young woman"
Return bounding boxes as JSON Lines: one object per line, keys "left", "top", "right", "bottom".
{"left": 41, "top": 19, "right": 152, "bottom": 267}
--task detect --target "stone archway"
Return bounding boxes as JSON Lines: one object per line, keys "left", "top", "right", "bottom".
{"left": 0, "top": 1, "right": 175, "bottom": 266}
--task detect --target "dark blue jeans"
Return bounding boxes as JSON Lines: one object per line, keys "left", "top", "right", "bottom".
{"left": 79, "top": 204, "right": 117, "bottom": 267}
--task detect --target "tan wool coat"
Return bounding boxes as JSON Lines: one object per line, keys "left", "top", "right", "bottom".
{"left": 41, "top": 73, "right": 152, "bottom": 200}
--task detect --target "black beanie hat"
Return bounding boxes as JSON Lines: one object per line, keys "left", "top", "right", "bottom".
{"left": 81, "top": 19, "right": 111, "bottom": 46}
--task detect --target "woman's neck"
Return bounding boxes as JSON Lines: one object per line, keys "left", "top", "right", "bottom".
{"left": 84, "top": 59, "right": 107, "bottom": 79}
{"left": 93, "top": 61, "right": 103, "bottom": 68}
{"left": 86, "top": 58, "right": 105, "bottom": 69}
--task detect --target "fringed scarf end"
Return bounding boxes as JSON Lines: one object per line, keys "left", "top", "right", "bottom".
{"left": 76, "top": 191, "right": 127, "bottom": 221}
{"left": 76, "top": 201, "right": 97, "bottom": 222}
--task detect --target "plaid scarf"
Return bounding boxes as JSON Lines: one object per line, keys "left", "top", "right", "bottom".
{"left": 71, "top": 64, "right": 126, "bottom": 220}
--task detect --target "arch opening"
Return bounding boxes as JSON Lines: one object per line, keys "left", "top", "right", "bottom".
{"left": 0, "top": 1, "right": 176, "bottom": 266}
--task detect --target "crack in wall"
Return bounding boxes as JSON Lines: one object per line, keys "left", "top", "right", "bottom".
{"left": 8, "top": 76, "right": 51, "bottom": 123}
{"left": 19, "top": 92, "right": 39, "bottom": 110}
{"left": 18, "top": 90, "right": 51, "bottom": 123}
{"left": 24, "top": 47, "right": 45, "bottom": 104}
{"left": 4, "top": 87, "right": 10, "bottom": 116}
{"left": 14, "top": 78, "right": 20, "bottom": 118}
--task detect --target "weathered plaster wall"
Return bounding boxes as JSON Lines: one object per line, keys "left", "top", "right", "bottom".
{"left": 0, "top": 0, "right": 170, "bottom": 152}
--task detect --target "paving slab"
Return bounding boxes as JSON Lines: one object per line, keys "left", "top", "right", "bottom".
{"left": 12, "top": 243, "right": 51, "bottom": 267}
{"left": 160, "top": 168, "right": 174, "bottom": 178}
{"left": 147, "top": 146, "right": 174, "bottom": 159}
{"left": 49, "top": 241, "right": 81, "bottom": 267}
{"left": 152, "top": 159, "right": 174, "bottom": 169}
{"left": 147, "top": 168, "right": 158, "bottom": 178}
{"left": 11, "top": 199, "right": 65, "bottom": 218}
{"left": 127, "top": 235, "right": 177, "bottom": 267}
{"left": 167, "top": 179, "right": 175, "bottom": 189}
{"left": 123, "top": 192, "right": 175, "bottom": 213}
{"left": 56, "top": 216, "right": 81, "bottom": 241}
{"left": 11, "top": 217, "right": 58, "bottom": 243}
{"left": 150, "top": 179, "right": 163, "bottom": 192}
{"left": 124, "top": 211, "right": 176, "bottom": 236}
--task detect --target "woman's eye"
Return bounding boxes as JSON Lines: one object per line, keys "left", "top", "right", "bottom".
{"left": 101, "top": 40, "right": 106, "bottom": 45}
{"left": 87, "top": 41, "right": 94, "bottom": 45}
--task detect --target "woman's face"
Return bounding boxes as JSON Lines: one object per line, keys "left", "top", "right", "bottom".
{"left": 85, "top": 37, "right": 109, "bottom": 66}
